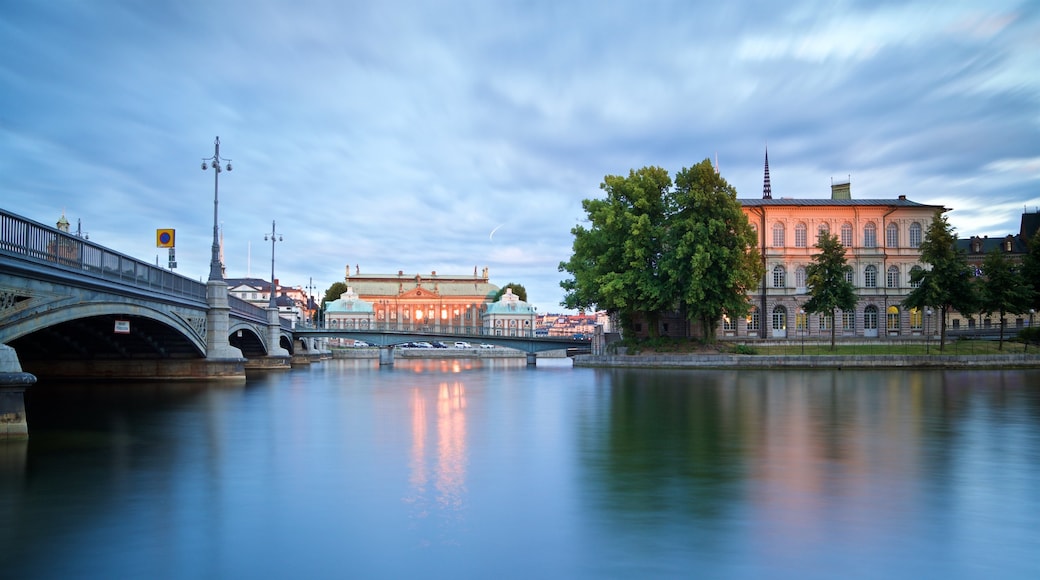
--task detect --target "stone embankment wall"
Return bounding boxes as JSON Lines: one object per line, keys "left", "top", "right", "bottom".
{"left": 574, "top": 353, "right": 1040, "bottom": 369}
{"left": 331, "top": 348, "right": 549, "bottom": 360}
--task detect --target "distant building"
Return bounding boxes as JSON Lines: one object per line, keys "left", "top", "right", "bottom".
{"left": 339, "top": 268, "right": 500, "bottom": 331}
{"left": 483, "top": 288, "right": 536, "bottom": 336}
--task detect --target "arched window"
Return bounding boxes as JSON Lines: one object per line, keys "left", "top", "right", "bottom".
{"left": 817, "top": 222, "right": 830, "bottom": 241}
{"left": 887, "top": 265, "right": 900, "bottom": 288}
{"left": 845, "top": 269, "right": 855, "bottom": 284}
{"left": 795, "top": 266, "right": 807, "bottom": 289}
{"left": 864, "top": 305, "right": 879, "bottom": 331}
{"left": 840, "top": 222, "right": 853, "bottom": 246}
{"left": 722, "top": 312, "right": 736, "bottom": 331}
{"left": 886, "top": 223, "right": 899, "bottom": 248}
{"left": 772, "top": 265, "right": 786, "bottom": 288}
{"left": 909, "top": 222, "right": 922, "bottom": 248}
{"left": 910, "top": 308, "right": 923, "bottom": 330}
{"left": 772, "top": 306, "right": 786, "bottom": 331}
{"left": 864, "top": 222, "right": 877, "bottom": 248}
{"left": 865, "top": 265, "right": 877, "bottom": 288}
{"left": 772, "top": 222, "right": 785, "bottom": 247}
{"left": 795, "top": 223, "right": 807, "bottom": 247}
{"left": 887, "top": 305, "right": 900, "bottom": 333}
{"left": 909, "top": 265, "right": 923, "bottom": 288}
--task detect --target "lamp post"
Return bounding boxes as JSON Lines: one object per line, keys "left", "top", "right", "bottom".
{"left": 927, "top": 308, "right": 933, "bottom": 353}
{"left": 264, "top": 220, "right": 283, "bottom": 308}
{"left": 1029, "top": 309, "right": 1035, "bottom": 353}
{"left": 201, "top": 137, "right": 232, "bottom": 281}
{"left": 799, "top": 308, "right": 805, "bottom": 355}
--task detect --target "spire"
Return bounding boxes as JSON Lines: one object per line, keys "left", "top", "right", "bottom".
{"left": 762, "top": 146, "right": 772, "bottom": 199}
{"left": 714, "top": 152, "right": 720, "bottom": 175}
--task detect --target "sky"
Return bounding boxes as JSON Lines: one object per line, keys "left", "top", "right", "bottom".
{"left": 2, "top": 0, "right": 1038, "bottom": 314}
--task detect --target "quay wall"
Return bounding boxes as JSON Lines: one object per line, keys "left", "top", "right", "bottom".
{"left": 331, "top": 348, "right": 551, "bottom": 360}
{"left": 574, "top": 353, "right": 1040, "bottom": 369}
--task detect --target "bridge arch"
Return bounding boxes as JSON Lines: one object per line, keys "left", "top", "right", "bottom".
{"left": 3, "top": 300, "right": 207, "bottom": 360}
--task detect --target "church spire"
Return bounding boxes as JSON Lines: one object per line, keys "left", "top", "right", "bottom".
{"left": 762, "top": 146, "right": 772, "bottom": 199}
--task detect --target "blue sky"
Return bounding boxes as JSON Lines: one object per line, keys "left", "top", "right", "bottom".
{"left": 3, "top": 0, "right": 1038, "bottom": 313}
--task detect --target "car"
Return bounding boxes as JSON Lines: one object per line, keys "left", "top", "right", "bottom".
{"left": 433, "top": 341, "right": 449, "bottom": 348}
{"left": 352, "top": 340, "right": 369, "bottom": 348}
{"left": 454, "top": 342, "right": 472, "bottom": 349}
{"left": 414, "top": 341, "right": 434, "bottom": 348}
{"left": 479, "top": 343, "right": 494, "bottom": 349}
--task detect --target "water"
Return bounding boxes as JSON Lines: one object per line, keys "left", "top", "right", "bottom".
{"left": 3, "top": 359, "right": 1039, "bottom": 579}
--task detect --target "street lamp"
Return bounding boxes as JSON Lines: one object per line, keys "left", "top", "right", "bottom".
{"left": 925, "top": 308, "right": 933, "bottom": 354}
{"left": 201, "top": 137, "right": 232, "bottom": 281}
{"left": 1029, "top": 309, "right": 1035, "bottom": 352}
{"left": 799, "top": 308, "right": 805, "bottom": 355}
{"left": 264, "top": 220, "right": 283, "bottom": 308}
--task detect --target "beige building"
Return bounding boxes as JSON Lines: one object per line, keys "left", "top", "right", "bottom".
{"left": 732, "top": 160, "right": 945, "bottom": 340}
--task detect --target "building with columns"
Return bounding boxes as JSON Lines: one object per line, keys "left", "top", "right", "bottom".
{"left": 482, "top": 288, "right": 536, "bottom": 336}
{"left": 730, "top": 150, "right": 946, "bottom": 340}
{"left": 338, "top": 268, "right": 500, "bottom": 332}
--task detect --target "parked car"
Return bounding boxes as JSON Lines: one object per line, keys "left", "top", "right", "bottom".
{"left": 353, "top": 340, "right": 369, "bottom": 348}
{"left": 479, "top": 343, "right": 494, "bottom": 349}
{"left": 414, "top": 342, "right": 434, "bottom": 348}
{"left": 433, "top": 341, "right": 449, "bottom": 348}
{"left": 454, "top": 342, "right": 472, "bottom": 349}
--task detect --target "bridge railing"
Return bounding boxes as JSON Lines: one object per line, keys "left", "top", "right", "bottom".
{"left": 227, "top": 295, "right": 293, "bottom": 331}
{"left": 1, "top": 208, "right": 207, "bottom": 302}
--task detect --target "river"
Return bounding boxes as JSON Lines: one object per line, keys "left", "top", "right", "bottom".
{"left": 2, "top": 359, "right": 1038, "bottom": 579}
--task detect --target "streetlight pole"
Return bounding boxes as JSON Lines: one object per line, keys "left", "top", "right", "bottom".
{"left": 799, "top": 308, "right": 805, "bottom": 355}
{"left": 264, "top": 220, "right": 283, "bottom": 308}
{"left": 1029, "top": 309, "right": 1035, "bottom": 353}
{"left": 925, "top": 308, "right": 932, "bottom": 354}
{"left": 201, "top": 137, "right": 232, "bottom": 281}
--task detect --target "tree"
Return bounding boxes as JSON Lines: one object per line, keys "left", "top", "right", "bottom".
{"left": 560, "top": 166, "right": 672, "bottom": 336}
{"left": 979, "top": 248, "right": 1033, "bottom": 350}
{"left": 903, "top": 211, "right": 976, "bottom": 352}
{"left": 493, "top": 283, "right": 528, "bottom": 302}
{"left": 803, "top": 232, "right": 857, "bottom": 350}
{"left": 662, "top": 159, "right": 762, "bottom": 342}
{"left": 1022, "top": 228, "right": 1040, "bottom": 313}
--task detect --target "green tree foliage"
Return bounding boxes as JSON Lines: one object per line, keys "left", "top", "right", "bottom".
{"left": 803, "top": 232, "right": 857, "bottom": 350}
{"left": 979, "top": 248, "right": 1033, "bottom": 350}
{"left": 903, "top": 211, "right": 976, "bottom": 351}
{"left": 493, "top": 283, "right": 528, "bottom": 302}
{"left": 322, "top": 282, "right": 348, "bottom": 308}
{"left": 1021, "top": 228, "right": 1040, "bottom": 312}
{"left": 662, "top": 159, "right": 762, "bottom": 342}
{"left": 559, "top": 166, "right": 672, "bottom": 336}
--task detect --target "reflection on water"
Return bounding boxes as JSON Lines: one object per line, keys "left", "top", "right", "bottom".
{"left": 2, "top": 363, "right": 1039, "bottom": 579}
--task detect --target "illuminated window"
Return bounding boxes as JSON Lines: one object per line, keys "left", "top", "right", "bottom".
{"left": 842, "top": 309, "right": 855, "bottom": 332}
{"left": 910, "top": 308, "right": 923, "bottom": 330}
{"left": 887, "top": 305, "right": 900, "bottom": 332}
{"left": 746, "top": 307, "right": 760, "bottom": 331}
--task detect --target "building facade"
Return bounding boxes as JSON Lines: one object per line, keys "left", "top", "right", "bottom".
{"left": 482, "top": 288, "right": 536, "bottom": 336}
{"left": 732, "top": 174, "right": 946, "bottom": 341}
{"left": 338, "top": 268, "right": 500, "bottom": 332}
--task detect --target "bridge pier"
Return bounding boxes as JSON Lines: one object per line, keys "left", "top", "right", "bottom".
{"left": 206, "top": 280, "right": 247, "bottom": 361}
{"left": 0, "top": 345, "right": 36, "bottom": 440}
{"left": 379, "top": 346, "right": 395, "bottom": 366}
{"left": 265, "top": 307, "right": 291, "bottom": 368}
{"left": 527, "top": 352, "right": 537, "bottom": 366}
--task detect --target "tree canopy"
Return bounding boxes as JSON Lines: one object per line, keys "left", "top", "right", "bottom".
{"left": 560, "top": 160, "right": 761, "bottom": 340}
{"left": 803, "top": 231, "right": 857, "bottom": 349}
{"left": 493, "top": 283, "right": 528, "bottom": 302}
{"left": 979, "top": 248, "right": 1033, "bottom": 350}
{"left": 902, "top": 211, "right": 976, "bottom": 351}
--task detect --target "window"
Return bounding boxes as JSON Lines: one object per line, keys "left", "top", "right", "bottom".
{"left": 864, "top": 305, "right": 878, "bottom": 330}
{"left": 772, "top": 223, "right": 785, "bottom": 247}
{"left": 910, "top": 308, "right": 923, "bottom": 330}
{"left": 819, "top": 314, "right": 831, "bottom": 331}
{"left": 842, "top": 310, "right": 856, "bottom": 332}
{"left": 796, "top": 310, "right": 807, "bottom": 331}
{"left": 865, "top": 265, "right": 877, "bottom": 288}
{"left": 840, "top": 223, "right": 853, "bottom": 247}
{"left": 909, "top": 265, "right": 923, "bottom": 288}
{"left": 886, "top": 265, "right": 900, "bottom": 288}
{"left": 795, "top": 266, "right": 807, "bottom": 289}
{"left": 746, "top": 307, "right": 760, "bottom": 331}
{"left": 772, "top": 265, "right": 786, "bottom": 288}
{"left": 817, "top": 222, "right": 830, "bottom": 241}
{"left": 772, "top": 306, "right": 786, "bottom": 331}
{"left": 864, "top": 223, "right": 877, "bottom": 248}
{"left": 887, "top": 305, "right": 900, "bottom": 332}
{"left": 886, "top": 223, "right": 899, "bottom": 248}
{"left": 909, "top": 222, "right": 922, "bottom": 248}
{"left": 723, "top": 313, "right": 736, "bottom": 331}
{"left": 795, "top": 223, "right": 807, "bottom": 247}
{"left": 845, "top": 269, "right": 854, "bottom": 284}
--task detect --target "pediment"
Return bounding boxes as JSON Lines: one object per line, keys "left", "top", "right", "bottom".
{"left": 399, "top": 286, "right": 440, "bottom": 299}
